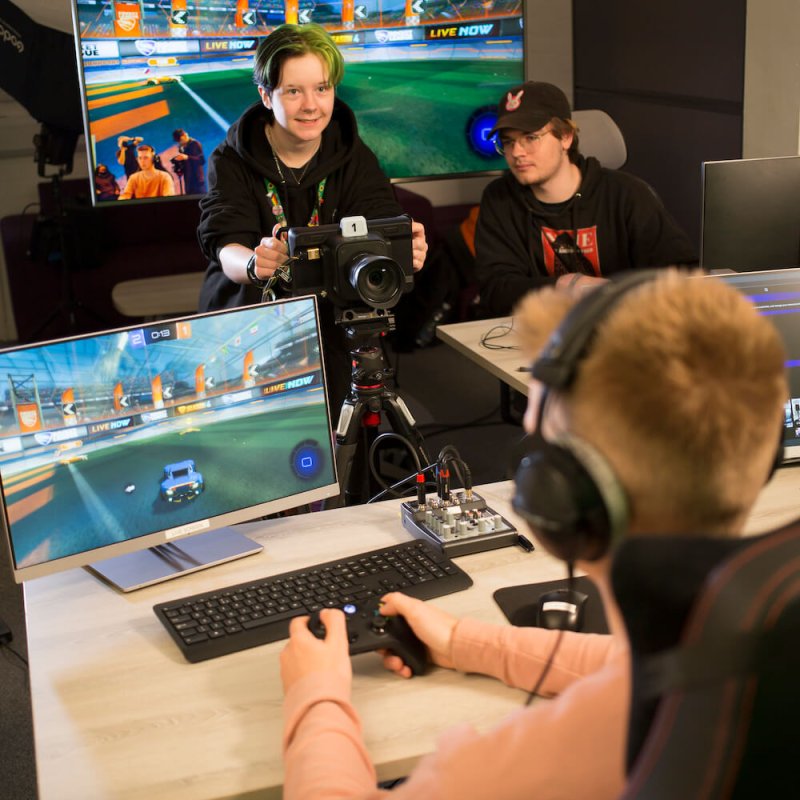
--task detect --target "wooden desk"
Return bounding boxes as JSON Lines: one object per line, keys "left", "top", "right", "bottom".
{"left": 25, "top": 482, "right": 543, "bottom": 800}
{"left": 436, "top": 317, "right": 530, "bottom": 395}
{"left": 24, "top": 473, "right": 800, "bottom": 800}
{"left": 111, "top": 272, "right": 205, "bottom": 319}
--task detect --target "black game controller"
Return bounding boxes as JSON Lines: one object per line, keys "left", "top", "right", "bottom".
{"left": 308, "top": 599, "right": 428, "bottom": 676}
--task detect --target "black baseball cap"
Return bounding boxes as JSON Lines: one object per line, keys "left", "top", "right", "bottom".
{"left": 489, "top": 81, "right": 571, "bottom": 137}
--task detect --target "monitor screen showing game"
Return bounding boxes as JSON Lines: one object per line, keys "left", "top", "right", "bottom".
{"left": 701, "top": 156, "right": 800, "bottom": 271}
{"left": 708, "top": 268, "right": 800, "bottom": 462}
{"left": 72, "top": 0, "right": 524, "bottom": 205}
{"left": 0, "top": 296, "right": 338, "bottom": 588}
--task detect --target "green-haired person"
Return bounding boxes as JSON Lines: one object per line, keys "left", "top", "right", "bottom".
{"left": 198, "top": 23, "right": 427, "bottom": 407}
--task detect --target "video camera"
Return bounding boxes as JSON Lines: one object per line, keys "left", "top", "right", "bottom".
{"left": 170, "top": 155, "right": 185, "bottom": 175}
{"left": 284, "top": 215, "right": 414, "bottom": 323}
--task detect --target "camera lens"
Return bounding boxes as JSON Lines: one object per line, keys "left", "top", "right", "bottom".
{"left": 350, "top": 254, "right": 403, "bottom": 309}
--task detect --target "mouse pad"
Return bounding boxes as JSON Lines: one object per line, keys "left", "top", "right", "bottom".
{"left": 493, "top": 576, "right": 609, "bottom": 634}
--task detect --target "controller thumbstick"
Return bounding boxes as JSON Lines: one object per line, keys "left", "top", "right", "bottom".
{"left": 370, "top": 613, "right": 388, "bottom": 633}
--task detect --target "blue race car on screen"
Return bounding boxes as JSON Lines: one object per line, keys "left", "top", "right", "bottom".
{"left": 160, "top": 459, "right": 204, "bottom": 502}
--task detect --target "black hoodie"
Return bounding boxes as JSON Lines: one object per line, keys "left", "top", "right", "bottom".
{"left": 197, "top": 97, "right": 401, "bottom": 313}
{"left": 474, "top": 156, "right": 697, "bottom": 316}
{"left": 197, "top": 98, "right": 401, "bottom": 410}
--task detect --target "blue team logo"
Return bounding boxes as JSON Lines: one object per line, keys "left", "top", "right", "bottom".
{"left": 291, "top": 440, "right": 324, "bottom": 480}
{"left": 465, "top": 106, "right": 503, "bottom": 161}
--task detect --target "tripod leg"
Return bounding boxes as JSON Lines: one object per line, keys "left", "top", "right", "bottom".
{"left": 326, "top": 396, "right": 372, "bottom": 508}
{"left": 380, "top": 393, "right": 429, "bottom": 468}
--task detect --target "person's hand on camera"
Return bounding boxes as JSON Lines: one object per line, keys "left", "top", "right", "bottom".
{"left": 280, "top": 608, "right": 352, "bottom": 694}
{"left": 377, "top": 592, "right": 458, "bottom": 678}
{"left": 411, "top": 220, "right": 428, "bottom": 272}
{"left": 173, "top": 153, "right": 188, "bottom": 161}
{"left": 251, "top": 224, "right": 290, "bottom": 281}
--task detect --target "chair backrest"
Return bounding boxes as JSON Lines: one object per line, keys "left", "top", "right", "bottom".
{"left": 613, "top": 521, "right": 800, "bottom": 799}
{"left": 572, "top": 109, "right": 627, "bottom": 169}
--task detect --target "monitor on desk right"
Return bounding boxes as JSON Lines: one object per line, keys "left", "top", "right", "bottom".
{"left": 700, "top": 155, "right": 800, "bottom": 271}
{"left": 709, "top": 268, "right": 800, "bottom": 463}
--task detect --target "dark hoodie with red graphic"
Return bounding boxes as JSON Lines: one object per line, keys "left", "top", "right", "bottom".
{"left": 474, "top": 155, "right": 696, "bottom": 316}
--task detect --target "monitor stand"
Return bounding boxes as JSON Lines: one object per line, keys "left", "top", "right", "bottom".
{"left": 86, "top": 527, "right": 263, "bottom": 592}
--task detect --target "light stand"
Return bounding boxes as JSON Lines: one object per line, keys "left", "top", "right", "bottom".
{"left": 29, "top": 124, "right": 107, "bottom": 339}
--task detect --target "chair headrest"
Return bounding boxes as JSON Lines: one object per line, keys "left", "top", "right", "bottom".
{"left": 572, "top": 109, "right": 627, "bottom": 169}
{"left": 613, "top": 521, "right": 800, "bottom": 798}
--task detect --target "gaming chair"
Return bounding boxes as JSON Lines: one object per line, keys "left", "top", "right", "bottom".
{"left": 613, "top": 521, "right": 800, "bottom": 798}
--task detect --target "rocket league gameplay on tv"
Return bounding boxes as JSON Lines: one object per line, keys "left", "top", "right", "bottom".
{"left": 73, "top": 0, "right": 524, "bottom": 202}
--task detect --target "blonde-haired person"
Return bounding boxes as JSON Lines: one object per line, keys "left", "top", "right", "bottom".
{"left": 278, "top": 270, "right": 787, "bottom": 799}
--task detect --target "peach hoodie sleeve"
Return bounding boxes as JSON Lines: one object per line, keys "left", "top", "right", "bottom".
{"left": 282, "top": 621, "right": 628, "bottom": 800}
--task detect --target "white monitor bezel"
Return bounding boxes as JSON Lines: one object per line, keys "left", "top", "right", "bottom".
{"left": 0, "top": 296, "right": 339, "bottom": 584}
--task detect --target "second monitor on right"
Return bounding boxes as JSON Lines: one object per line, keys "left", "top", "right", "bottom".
{"left": 701, "top": 155, "right": 800, "bottom": 271}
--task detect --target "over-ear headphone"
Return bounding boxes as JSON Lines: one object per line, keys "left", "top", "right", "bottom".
{"left": 512, "top": 272, "right": 659, "bottom": 563}
{"left": 513, "top": 271, "right": 786, "bottom": 563}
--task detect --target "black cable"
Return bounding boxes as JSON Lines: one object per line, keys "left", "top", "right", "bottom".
{"left": 366, "top": 431, "right": 424, "bottom": 497}
{"left": 480, "top": 322, "right": 520, "bottom": 351}
{"left": 524, "top": 562, "right": 574, "bottom": 707}
{"left": 366, "top": 460, "right": 439, "bottom": 504}
{"left": 436, "top": 445, "right": 472, "bottom": 493}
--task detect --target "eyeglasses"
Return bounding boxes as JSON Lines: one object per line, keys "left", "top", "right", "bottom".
{"left": 494, "top": 129, "right": 554, "bottom": 156}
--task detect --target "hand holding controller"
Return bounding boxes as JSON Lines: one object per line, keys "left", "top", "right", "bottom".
{"left": 308, "top": 599, "right": 428, "bottom": 676}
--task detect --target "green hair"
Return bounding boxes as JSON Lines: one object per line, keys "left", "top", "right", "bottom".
{"left": 253, "top": 24, "right": 344, "bottom": 91}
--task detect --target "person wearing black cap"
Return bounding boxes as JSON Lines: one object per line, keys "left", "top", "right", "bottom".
{"left": 474, "top": 81, "right": 696, "bottom": 317}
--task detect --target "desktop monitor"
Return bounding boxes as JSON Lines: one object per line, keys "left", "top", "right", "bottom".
{"left": 708, "top": 268, "right": 800, "bottom": 463}
{"left": 72, "top": 0, "right": 524, "bottom": 205}
{"left": 0, "top": 296, "right": 338, "bottom": 591}
{"left": 700, "top": 155, "right": 800, "bottom": 271}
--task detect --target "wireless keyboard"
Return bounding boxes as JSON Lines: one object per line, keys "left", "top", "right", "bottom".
{"left": 154, "top": 539, "right": 473, "bottom": 662}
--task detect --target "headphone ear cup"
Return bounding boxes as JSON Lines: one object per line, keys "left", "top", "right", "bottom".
{"left": 512, "top": 435, "right": 628, "bottom": 562}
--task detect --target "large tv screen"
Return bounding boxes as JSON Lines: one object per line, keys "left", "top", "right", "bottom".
{"left": 72, "top": 0, "right": 524, "bottom": 205}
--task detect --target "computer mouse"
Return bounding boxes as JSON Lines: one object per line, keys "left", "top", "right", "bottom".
{"left": 536, "top": 588, "right": 589, "bottom": 632}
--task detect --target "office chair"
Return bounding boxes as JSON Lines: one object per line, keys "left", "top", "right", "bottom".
{"left": 611, "top": 521, "right": 800, "bottom": 799}
{"left": 571, "top": 109, "right": 627, "bottom": 169}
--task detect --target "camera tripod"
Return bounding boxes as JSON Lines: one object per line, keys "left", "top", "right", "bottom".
{"left": 326, "top": 314, "right": 429, "bottom": 507}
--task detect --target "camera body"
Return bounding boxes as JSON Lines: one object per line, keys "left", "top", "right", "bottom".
{"left": 170, "top": 155, "right": 185, "bottom": 175}
{"left": 286, "top": 215, "right": 414, "bottom": 315}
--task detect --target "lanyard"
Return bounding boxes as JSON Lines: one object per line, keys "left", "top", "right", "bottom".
{"left": 260, "top": 178, "right": 326, "bottom": 300}
{"left": 264, "top": 178, "right": 326, "bottom": 228}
